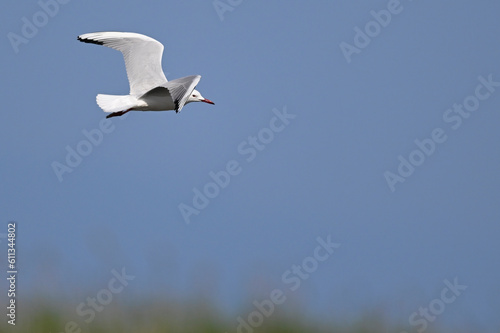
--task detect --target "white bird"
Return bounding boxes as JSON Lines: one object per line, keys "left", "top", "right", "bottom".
{"left": 77, "top": 32, "right": 214, "bottom": 118}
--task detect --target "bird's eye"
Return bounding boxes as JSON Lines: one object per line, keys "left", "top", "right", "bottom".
{"left": 192, "top": 94, "right": 196, "bottom": 97}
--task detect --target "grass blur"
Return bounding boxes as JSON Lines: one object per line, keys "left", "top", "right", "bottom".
{"left": 0, "top": 299, "right": 455, "bottom": 333}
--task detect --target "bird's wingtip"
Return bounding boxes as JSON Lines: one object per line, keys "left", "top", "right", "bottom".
{"left": 77, "top": 34, "right": 104, "bottom": 45}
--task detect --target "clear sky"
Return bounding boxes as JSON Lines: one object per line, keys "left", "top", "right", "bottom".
{"left": 1, "top": 0, "right": 500, "bottom": 331}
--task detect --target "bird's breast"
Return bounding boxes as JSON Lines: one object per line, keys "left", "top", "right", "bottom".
{"left": 138, "top": 87, "right": 176, "bottom": 111}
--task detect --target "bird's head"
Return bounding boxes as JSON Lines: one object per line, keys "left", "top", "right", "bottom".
{"left": 187, "top": 89, "right": 215, "bottom": 105}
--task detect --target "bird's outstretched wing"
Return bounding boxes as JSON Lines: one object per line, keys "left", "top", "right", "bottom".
{"left": 163, "top": 75, "right": 201, "bottom": 112}
{"left": 78, "top": 32, "right": 168, "bottom": 97}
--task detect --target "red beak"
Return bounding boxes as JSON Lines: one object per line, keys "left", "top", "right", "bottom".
{"left": 201, "top": 98, "right": 215, "bottom": 105}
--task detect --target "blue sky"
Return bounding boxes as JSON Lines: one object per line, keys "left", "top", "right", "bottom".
{"left": 1, "top": 0, "right": 500, "bottom": 331}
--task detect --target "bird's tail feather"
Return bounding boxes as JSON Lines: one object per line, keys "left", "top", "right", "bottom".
{"left": 96, "top": 94, "right": 137, "bottom": 113}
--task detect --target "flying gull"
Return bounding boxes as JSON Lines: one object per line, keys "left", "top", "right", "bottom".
{"left": 78, "top": 31, "right": 215, "bottom": 118}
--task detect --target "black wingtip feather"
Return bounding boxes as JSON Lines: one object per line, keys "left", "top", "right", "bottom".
{"left": 77, "top": 36, "right": 104, "bottom": 45}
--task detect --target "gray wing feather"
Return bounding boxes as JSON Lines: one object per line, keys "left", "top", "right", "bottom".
{"left": 78, "top": 32, "right": 169, "bottom": 96}
{"left": 163, "top": 75, "right": 201, "bottom": 112}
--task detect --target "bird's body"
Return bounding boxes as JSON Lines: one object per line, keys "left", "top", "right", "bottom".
{"left": 78, "top": 32, "right": 214, "bottom": 118}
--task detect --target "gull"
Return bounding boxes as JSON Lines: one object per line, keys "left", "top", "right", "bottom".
{"left": 77, "top": 32, "right": 214, "bottom": 118}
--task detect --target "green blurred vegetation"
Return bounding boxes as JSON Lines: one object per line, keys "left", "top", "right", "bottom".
{"left": 0, "top": 300, "right": 455, "bottom": 333}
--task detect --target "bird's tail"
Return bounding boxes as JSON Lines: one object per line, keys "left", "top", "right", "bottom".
{"left": 96, "top": 94, "right": 138, "bottom": 113}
